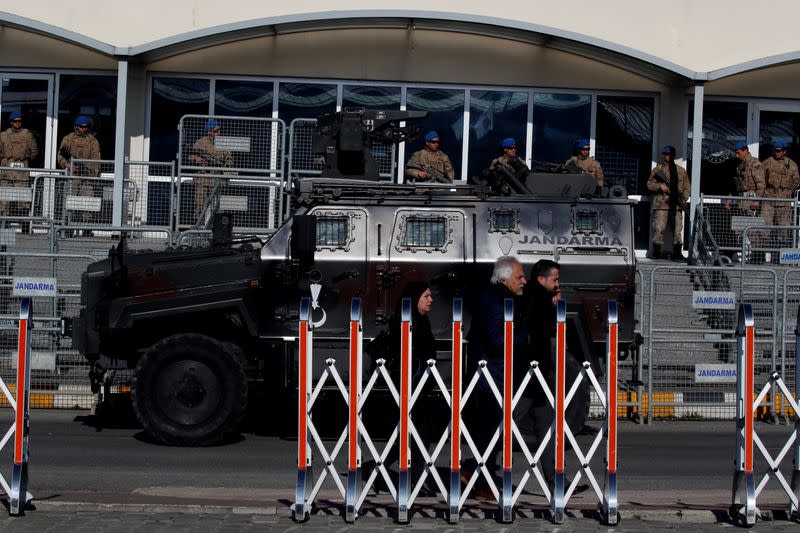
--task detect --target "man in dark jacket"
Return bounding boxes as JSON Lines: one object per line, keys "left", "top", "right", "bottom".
{"left": 464, "top": 256, "right": 530, "bottom": 497}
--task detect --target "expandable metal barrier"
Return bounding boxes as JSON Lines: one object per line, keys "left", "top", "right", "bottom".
{"left": 293, "top": 296, "right": 619, "bottom": 524}
{"left": 730, "top": 303, "right": 800, "bottom": 526}
{"left": 0, "top": 298, "right": 33, "bottom": 515}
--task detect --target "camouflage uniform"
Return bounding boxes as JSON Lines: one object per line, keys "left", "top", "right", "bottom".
{"left": 0, "top": 126, "right": 38, "bottom": 215}
{"left": 564, "top": 154, "right": 604, "bottom": 187}
{"left": 57, "top": 131, "right": 101, "bottom": 223}
{"left": 732, "top": 154, "right": 765, "bottom": 211}
{"left": 405, "top": 148, "right": 454, "bottom": 183}
{"left": 490, "top": 154, "right": 519, "bottom": 174}
{"left": 646, "top": 162, "right": 690, "bottom": 246}
{"left": 760, "top": 155, "right": 800, "bottom": 251}
{"left": 192, "top": 134, "right": 233, "bottom": 218}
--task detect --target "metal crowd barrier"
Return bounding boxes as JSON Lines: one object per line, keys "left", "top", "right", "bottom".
{"left": 699, "top": 194, "right": 798, "bottom": 263}
{"left": 0, "top": 298, "right": 33, "bottom": 515}
{"left": 729, "top": 303, "right": 800, "bottom": 526}
{"left": 292, "top": 296, "right": 619, "bottom": 524}
{"left": 742, "top": 224, "right": 800, "bottom": 265}
{"left": 176, "top": 115, "right": 286, "bottom": 230}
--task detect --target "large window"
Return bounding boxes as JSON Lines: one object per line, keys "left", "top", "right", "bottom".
{"left": 532, "top": 93, "right": 591, "bottom": 167}
{"left": 688, "top": 101, "right": 747, "bottom": 195}
{"left": 214, "top": 80, "right": 273, "bottom": 118}
{"left": 149, "top": 77, "right": 210, "bottom": 163}
{"left": 468, "top": 90, "right": 528, "bottom": 178}
{"left": 57, "top": 74, "right": 117, "bottom": 161}
{"left": 277, "top": 82, "right": 336, "bottom": 127}
{"left": 342, "top": 85, "right": 400, "bottom": 110}
{"left": 595, "top": 96, "right": 654, "bottom": 195}
{"left": 406, "top": 88, "right": 465, "bottom": 180}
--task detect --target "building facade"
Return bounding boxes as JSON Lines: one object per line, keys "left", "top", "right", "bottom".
{"left": 2, "top": 2, "right": 800, "bottom": 246}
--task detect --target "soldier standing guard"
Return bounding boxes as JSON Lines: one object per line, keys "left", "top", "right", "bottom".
{"left": 563, "top": 139, "right": 604, "bottom": 190}
{"left": 404, "top": 131, "right": 455, "bottom": 183}
{"left": 646, "top": 145, "right": 690, "bottom": 260}
{"left": 761, "top": 140, "right": 800, "bottom": 260}
{"left": 724, "top": 141, "right": 765, "bottom": 262}
{"left": 490, "top": 137, "right": 529, "bottom": 174}
{"left": 57, "top": 115, "right": 101, "bottom": 226}
{"left": 192, "top": 118, "right": 233, "bottom": 219}
{"left": 0, "top": 112, "right": 38, "bottom": 217}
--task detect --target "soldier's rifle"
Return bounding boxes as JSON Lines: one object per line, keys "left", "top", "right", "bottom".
{"left": 406, "top": 160, "right": 450, "bottom": 183}
{"left": 651, "top": 167, "right": 688, "bottom": 211}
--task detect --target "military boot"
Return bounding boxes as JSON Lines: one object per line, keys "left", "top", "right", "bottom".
{"left": 672, "top": 244, "right": 684, "bottom": 262}
{"left": 652, "top": 243, "right": 662, "bottom": 260}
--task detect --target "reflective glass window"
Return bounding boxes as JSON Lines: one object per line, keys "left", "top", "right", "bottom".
{"left": 1, "top": 77, "right": 48, "bottom": 168}
{"left": 596, "top": 95, "right": 654, "bottom": 195}
{"left": 58, "top": 74, "right": 117, "bottom": 160}
{"left": 406, "top": 88, "right": 465, "bottom": 180}
{"left": 532, "top": 93, "right": 590, "bottom": 166}
{"left": 149, "top": 77, "right": 210, "bottom": 163}
{"left": 688, "top": 101, "right": 747, "bottom": 195}
{"left": 758, "top": 110, "right": 800, "bottom": 163}
{"left": 468, "top": 91, "right": 528, "bottom": 178}
{"left": 342, "top": 85, "right": 401, "bottom": 110}
{"left": 316, "top": 216, "right": 349, "bottom": 247}
{"left": 214, "top": 80, "right": 273, "bottom": 117}
{"left": 403, "top": 217, "right": 447, "bottom": 248}
{"left": 278, "top": 83, "right": 337, "bottom": 127}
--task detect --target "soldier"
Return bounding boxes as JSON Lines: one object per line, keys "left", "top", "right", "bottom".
{"left": 490, "top": 137, "right": 529, "bottom": 174}
{"left": 192, "top": 118, "right": 233, "bottom": 219}
{"left": 404, "top": 131, "right": 455, "bottom": 183}
{"left": 57, "top": 116, "right": 101, "bottom": 225}
{"left": 563, "top": 139, "right": 604, "bottom": 189}
{"left": 647, "top": 145, "right": 691, "bottom": 260}
{"left": 761, "top": 140, "right": 800, "bottom": 258}
{"left": 0, "top": 112, "right": 38, "bottom": 216}
{"left": 724, "top": 141, "right": 765, "bottom": 262}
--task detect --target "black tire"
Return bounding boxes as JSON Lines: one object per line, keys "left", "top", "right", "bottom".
{"left": 565, "top": 354, "right": 590, "bottom": 435}
{"left": 132, "top": 334, "right": 248, "bottom": 446}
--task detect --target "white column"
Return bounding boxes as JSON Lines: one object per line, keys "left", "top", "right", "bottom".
{"left": 689, "top": 83, "right": 704, "bottom": 228}
{"left": 112, "top": 60, "right": 129, "bottom": 227}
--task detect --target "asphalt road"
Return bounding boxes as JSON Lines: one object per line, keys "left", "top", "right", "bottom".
{"left": 0, "top": 408, "right": 796, "bottom": 512}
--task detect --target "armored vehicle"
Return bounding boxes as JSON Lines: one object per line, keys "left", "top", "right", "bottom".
{"left": 70, "top": 109, "right": 637, "bottom": 446}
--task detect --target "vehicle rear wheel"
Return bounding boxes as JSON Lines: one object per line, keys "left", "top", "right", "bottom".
{"left": 132, "top": 334, "right": 248, "bottom": 446}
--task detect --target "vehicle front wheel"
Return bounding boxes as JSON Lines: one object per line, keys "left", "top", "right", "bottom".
{"left": 132, "top": 334, "right": 248, "bottom": 446}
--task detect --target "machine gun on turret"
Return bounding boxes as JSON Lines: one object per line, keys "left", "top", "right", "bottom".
{"left": 313, "top": 108, "right": 427, "bottom": 180}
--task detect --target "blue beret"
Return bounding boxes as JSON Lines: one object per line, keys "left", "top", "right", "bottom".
{"left": 498, "top": 137, "right": 517, "bottom": 149}
{"left": 576, "top": 138, "right": 590, "bottom": 149}
{"left": 74, "top": 115, "right": 92, "bottom": 126}
{"left": 662, "top": 145, "right": 676, "bottom": 155}
{"left": 773, "top": 140, "right": 789, "bottom": 149}
{"left": 205, "top": 119, "right": 219, "bottom": 132}
{"left": 424, "top": 131, "right": 439, "bottom": 142}
{"left": 9, "top": 112, "right": 22, "bottom": 121}
{"left": 733, "top": 141, "right": 748, "bottom": 151}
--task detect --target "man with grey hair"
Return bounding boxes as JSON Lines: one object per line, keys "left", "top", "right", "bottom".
{"left": 464, "top": 256, "right": 530, "bottom": 498}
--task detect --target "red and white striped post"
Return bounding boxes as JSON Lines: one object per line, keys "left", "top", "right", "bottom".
{"left": 293, "top": 297, "right": 313, "bottom": 521}
{"left": 397, "top": 297, "right": 413, "bottom": 523}
{"left": 448, "top": 298, "right": 463, "bottom": 523}
{"left": 603, "top": 300, "right": 619, "bottom": 525}
{"left": 731, "top": 303, "right": 756, "bottom": 526}
{"left": 9, "top": 297, "right": 32, "bottom": 516}
{"left": 552, "top": 299, "right": 567, "bottom": 524}
{"left": 501, "top": 298, "right": 514, "bottom": 522}
{"left": 345, "top": 298, "right": 363, "bottom": 523}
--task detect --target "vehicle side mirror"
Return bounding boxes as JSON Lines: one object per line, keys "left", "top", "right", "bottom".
{"left": 291, "top": 215, "right": 316, "bottom": 265}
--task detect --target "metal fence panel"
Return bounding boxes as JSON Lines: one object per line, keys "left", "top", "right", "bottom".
{"left": 177, "top": 115, "right": 286, "bottom": 230}
{"left": 126, "top": 160, "right": 175, "bottom": 231}
{"left": 0, "top": 252, "right": 96, "bottom": 409}
{"left": 646, "top": 265, "right": 778, "bottom": 420}
{"left": 699, "top": 194, "right": 797, "bottom": 263}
